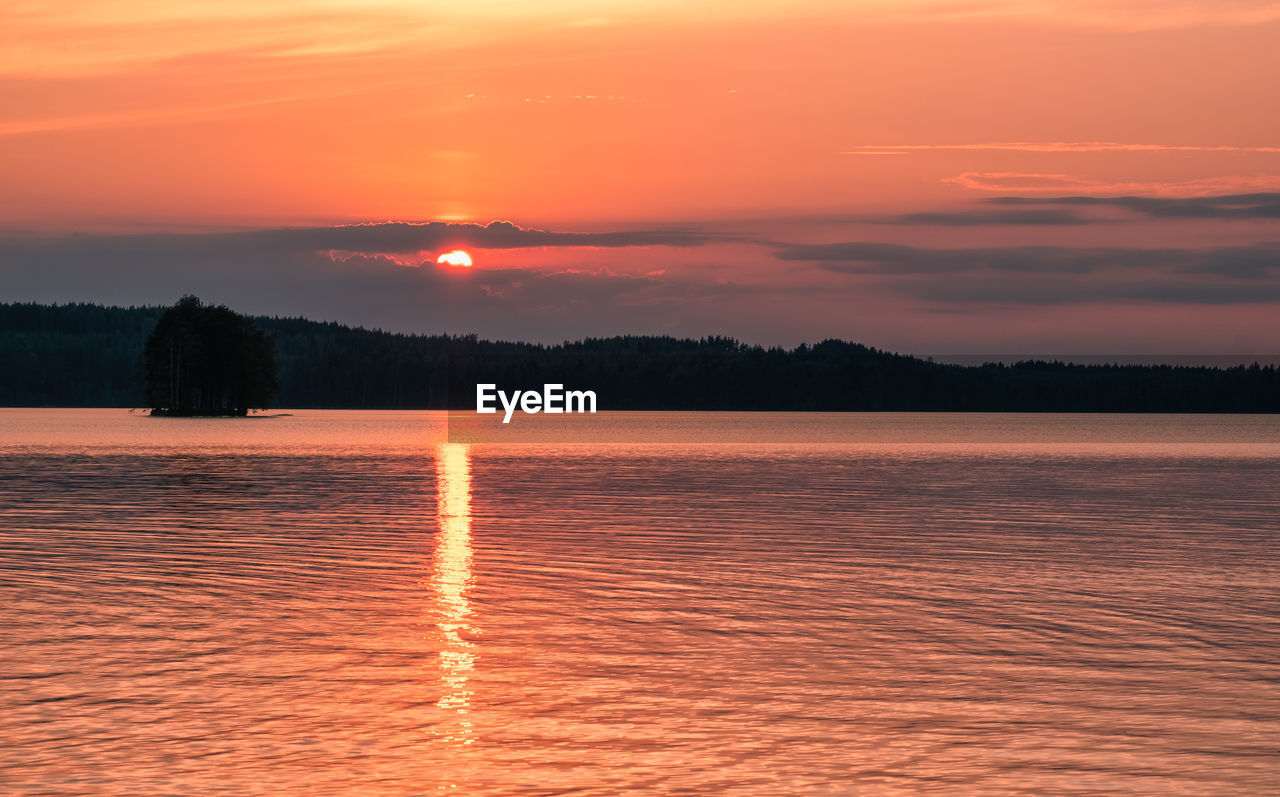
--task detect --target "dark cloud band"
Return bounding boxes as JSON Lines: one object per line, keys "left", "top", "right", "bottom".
{"left": 987, "top": 192, "right": 1280, "bottom": 220}
{"left": 775, "top": 241, "right": 1280, "bottom": 279}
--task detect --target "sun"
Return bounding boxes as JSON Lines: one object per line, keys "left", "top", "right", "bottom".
{"left": 436, "top": 250, "right": 473, "bottom": 267}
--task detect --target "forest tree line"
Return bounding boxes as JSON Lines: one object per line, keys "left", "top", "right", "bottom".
{"left": 1, "top": 301, "right": 1278, "bottom": 412}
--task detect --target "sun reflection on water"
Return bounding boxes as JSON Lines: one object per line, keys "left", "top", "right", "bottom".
{"left": 432, "top": 443, "right": 475, "bottom": 745}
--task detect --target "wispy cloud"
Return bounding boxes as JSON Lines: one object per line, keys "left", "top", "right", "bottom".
{"left": 0, "top": 220, "right": 722, "bottom": 257}
{"left": 844, "top": 142, "right": 1280, "bottom": 156}
{"left": 775, "top": 240, "right": 1280, "bottom": 279}
{"left": 0, "top": 95, "right": 308, "bottom": 137}
{"left": 903, "top": 276, "right": 1280, "bottom": 306}
{"left": 882, "top": 209, "right": 1091, "bottom": 226}
{"left": 0, "top": 3, "right": 459, "bottom": 78}
{"left": 989, "top": 193, "right": 1280, "bottom": 220}
{"left": 775, "top": 239, "right": 1280, "bottom": 306}
{"left": 876, "top": 192, "right": 1280, "bottom": 226}
{"left": 868, "top": 0, "right": 1280, "bottom": 30}
{"left": 944, "top": 172, "right": 1280, "bottom": 196}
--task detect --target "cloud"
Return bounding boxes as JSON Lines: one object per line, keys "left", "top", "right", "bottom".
{"left": 873, "top": 193, "right": 1280, "bottom": 226}
{"left": 776, "top": 240, "right": 1280, "bottom": 277}
{"left": 881, "top": 209, "right": 1091, "bottom": 226}
{"left": 0, "top": 3, "right": 465, "bottom": 79}
{"left": 5, "top": 218, "right": 1280, "bottom": 343}
{"left": 780, "top": 242, "right": 1153, "bottom": 273}
{"left": 903, "top": 276, "right": 1280, "bottom": 306}
{"left": 844, "top": 141, "right": 1280, "bottom": 156}
{"left": 0, "top": 221, "right": 749, "bottom": 341}
{"left": 773, "top": 240, "right": 1280, "bottom": 303}
{"left": 946, "top": 173, "right": 1280, "bottom": 196}
{"left": 0, "top": 220, "right": 720, "bottom": 259}
{"left": 871, "top": 0, "right": 1280, "bottom": 30}
{"left": 987, "top": 192, "right": 1280, "bottom": 220}
{"left": 0, "top": 95, "right": 311, "bottom": 137}
{"left": 298, "top": 219, "right": 721, "bottom": 252}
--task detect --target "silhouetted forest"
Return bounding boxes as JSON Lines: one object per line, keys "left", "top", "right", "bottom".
{"left": 2, "top": 301, "right": 1278, "bottom": 412}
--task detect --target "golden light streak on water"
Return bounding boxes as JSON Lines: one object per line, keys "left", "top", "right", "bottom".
{"left": 432, "top": 443, "right": 475, "bottom": 746}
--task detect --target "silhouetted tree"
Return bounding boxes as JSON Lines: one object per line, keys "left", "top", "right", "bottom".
{"left": 143, "top": 296, "right": 277, "bottom": 416}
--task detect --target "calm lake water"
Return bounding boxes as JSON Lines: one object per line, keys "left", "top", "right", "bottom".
{"left": 2, "top": 409, "right": 1278, "bottom": 795}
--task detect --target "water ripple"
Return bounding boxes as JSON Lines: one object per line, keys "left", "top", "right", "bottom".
{"left": 1, "top": 411, "right": 1278, "bottom": 794}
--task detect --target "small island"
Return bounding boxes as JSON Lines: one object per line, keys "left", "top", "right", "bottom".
{"left": 144, "top": 296, "right": 277, "bottom": 416}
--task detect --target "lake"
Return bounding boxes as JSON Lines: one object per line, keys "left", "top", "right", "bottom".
{"left": 2, "top": 409, "right": 1278, "bottom": 794}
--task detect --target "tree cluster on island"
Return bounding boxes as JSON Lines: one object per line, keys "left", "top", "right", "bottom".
{"left": 142, "top": 296, "right": 277, "bottom": 416}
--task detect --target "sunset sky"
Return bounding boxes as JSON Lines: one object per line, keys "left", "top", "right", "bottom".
{"left": 3, "top": 0, "right": 1279, "bottom": 352}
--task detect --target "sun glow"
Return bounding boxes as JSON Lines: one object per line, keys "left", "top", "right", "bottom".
{"left": 437, "top": 250, "right": 473, "bottom": 267}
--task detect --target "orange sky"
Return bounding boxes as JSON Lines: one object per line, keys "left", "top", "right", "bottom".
{"left": 3, "top": 1, "right": 1279, "bottom": 351}
{"left": 4, "top": 0, "right": 1277, "bottom": 229}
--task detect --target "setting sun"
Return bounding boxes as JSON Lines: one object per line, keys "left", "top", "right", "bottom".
{"left": 437, "top": 250, "right": 473, "bottom": 268}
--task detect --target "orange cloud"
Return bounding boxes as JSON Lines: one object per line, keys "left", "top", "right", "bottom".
{"left": 945, "top": 172, "right": 1280, "bottom": 196}
{"left": 844, "top": 142, "right": 1280, "bottom": 156}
